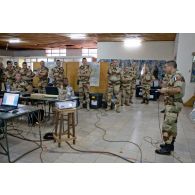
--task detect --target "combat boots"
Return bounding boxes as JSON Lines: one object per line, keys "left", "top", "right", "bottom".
{"left": 145, "top": 99, "right": 149, "bottom": 104}
{"left": 160, "top": 138, "right": 175, "bottom": 151}
{"left": 155, "top": 144, "right": 172, "bottom": 155}
{"left": 141, "top": 98, "right": 145, "bottom": 104}
{"left": 129, "top": 99, "right": 133, "bottom": 104}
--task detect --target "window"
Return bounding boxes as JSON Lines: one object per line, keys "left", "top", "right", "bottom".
{"left": 46, "top": 48, "right": 66, "bottom": 57}
{"left": 78, "top": 57, "right": 92, "bottom": 62}
{"left": 47, "top": 58, "right": 54, "bottom": 62}
{"left": 82, "top": 48, "right": 97, "bottom": 57}
{"left": 51, "top": 54, "right": 59, "bottom": 57}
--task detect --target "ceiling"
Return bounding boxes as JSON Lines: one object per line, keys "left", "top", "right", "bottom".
{"left": 0, "top": 33, "right": 176, "bottom": 50}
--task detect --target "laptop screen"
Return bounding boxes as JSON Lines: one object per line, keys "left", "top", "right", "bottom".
{"left": 45, "top": 87, "right": 59, "bottom": 95}
{"left": 2, "top": 93, "right": 20, "bottom": 107}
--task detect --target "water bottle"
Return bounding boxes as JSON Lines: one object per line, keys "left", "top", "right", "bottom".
{"left": 6, "top": 81, "right": 10, "bottom": 92}
{"left": 66, "top": 86, "right": 72, "bottom": 98}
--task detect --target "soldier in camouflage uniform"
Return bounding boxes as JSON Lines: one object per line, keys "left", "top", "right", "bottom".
{"left": 14, "top": 62, "right": 21, "bottom": 73}
{"left": 20, "top": 62, "right": 35, "bottom": 85}
{"left": 156, "top": 61, "right": 185, "bottom": 155}
{"left": 121, "top": 66, "right": 131, "bottom": 106}
{"left": 4, "top": 60, "right": 16, "bottom": 86}
{"left": 0, "top": 62, "right": 5, "bottom": 91}
{"left": 141, "top": 65, "right": 153, "bottom": 104}
{"left": 106, "top": 60, "right": 121, "bottom": 113}
{"left": 129, "top": 63, "right": 137, "bottom": 104}
{"left": 11, "top": 73, "right": 33, "bottom": 93}
{"left": 50, "top": 60, "right": 64, "bottom": 88}
{"left": 78, "top": 58, "right": 92, "bottom": 110}
{"left": 37, "top": 61, "right": 49, "bottom": 92}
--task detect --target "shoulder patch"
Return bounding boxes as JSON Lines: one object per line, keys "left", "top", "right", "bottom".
{"left": 174, "top": 74, "right": 182, "bottom": 81}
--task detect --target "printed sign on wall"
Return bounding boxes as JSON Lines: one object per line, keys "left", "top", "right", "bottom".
{"left": 90, "top": 62, "right": 100, "bottom": 86}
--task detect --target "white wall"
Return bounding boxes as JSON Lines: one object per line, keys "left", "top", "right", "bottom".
{"left": 97, "top": 41, "right": 174, "bottom": 60}
{"left": 66, "top": 49, "right": 82, "bottom": 56}
{"left": 176, "top": 33, "right": 195, "bottom": 102}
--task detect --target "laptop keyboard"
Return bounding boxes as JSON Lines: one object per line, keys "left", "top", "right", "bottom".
{"left": 0, "top": 105, "right": 13, "bottom": 109}
{"left": 0, "top": 105, "right": 15, "bottom": 111}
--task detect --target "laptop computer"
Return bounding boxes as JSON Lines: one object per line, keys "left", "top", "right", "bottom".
{"left": 0, "top": 92, "right": 20, "bottom": 112}
{"left": 45, "top": 86, "right": 59, "bottom": 95}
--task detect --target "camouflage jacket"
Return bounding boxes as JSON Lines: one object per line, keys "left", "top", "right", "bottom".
{"left": 20, "top": 68, "right": 35, "bottom": 82}
{"left": 11, "top": 80, "right": 30, "bottom": 92}
{"left": 15, "top": 66, "right": 22, "bottom": 73}
{"left": 165, "top": 70, "right": 185, "bottom": 105}
{"left": 4, "top": 67, "right": 16, "bottom": 84}
{"left": 129, "top": 67, "right": 137, "bottom": 82}
{"left": 108, "top": 66, "right": 121, "bottom": 84}
{"left": 38, "top": 66, "right": 48, "bottom": 81}
{"left": 141, "top": 72, "right": 152, "bottom": 86}
{"left": 121, "top": 70, "right": 131, "bottom": 86}
{"left": 51, "top": 66, "right": 64, "bottom": 85}
{"left": 162, "top": 73, "right": 171, "bottom": 88}
{"left": 78, "top": 64, "right": 92, "bottom": 83}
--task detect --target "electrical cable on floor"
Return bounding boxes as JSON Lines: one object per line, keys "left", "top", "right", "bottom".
{"left": 64, "top": 140, "right": 135, "bottom": 163}
{"left": 7, "top": 111, "right": 134, "bottom": 163}
{"left": 95, "top": 109, "right": 143, "bottom": 163}
{"left": 5, "top": 111, "right": 45, "bottom": 163}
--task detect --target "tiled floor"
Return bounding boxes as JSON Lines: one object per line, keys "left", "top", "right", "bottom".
{"left": 0, "top": 98, "right": 195, "bottom": 163}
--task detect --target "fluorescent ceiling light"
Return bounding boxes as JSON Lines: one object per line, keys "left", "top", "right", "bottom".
{"left": 69, "top": 34, "right": 86, "bottom": 40}
{"left": 124, "top": 38, "right": 142, "bottom": 48}
{"left": 9, "top": 38, "right": 21, "bottom": 43}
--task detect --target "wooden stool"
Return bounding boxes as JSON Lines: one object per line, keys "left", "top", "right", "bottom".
{"left": 53, "top": 108, "right": 77, "bottom": 147}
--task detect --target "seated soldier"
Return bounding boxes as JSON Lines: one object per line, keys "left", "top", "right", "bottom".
{"left": 62, "top": 77, "right": 74, "bottom": 96}
{"left": 58, "top": 77, "right": 74, "bottom": 100}
{"left": 11, "top": 73, "right": 33, "bottom": 93}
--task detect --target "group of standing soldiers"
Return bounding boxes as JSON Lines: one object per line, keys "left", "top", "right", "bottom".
{"left": 106, "top": 60, "right": 155, "bottom": 113}
{"left": 77, "top": 58, "right": 154, "bottom": 113}
{"left": 106, "top": 60, "right": 137, "bottom": 113}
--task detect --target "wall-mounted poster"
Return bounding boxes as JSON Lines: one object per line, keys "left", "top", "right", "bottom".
{"left": 90, "top": 62, "right": 100, "bottom": 86}
{"left": 99, "top": 59, "right": 166, "bottom": 80}
{"left": 191, "top": 56, "right": 195, "bottom": 82}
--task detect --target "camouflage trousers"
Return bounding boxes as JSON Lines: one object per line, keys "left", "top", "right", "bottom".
{"left": 162, "top": 102, "right": 182, "bottom": 144}
{"left": 129, "top": 83, "right": 134, "bottom": 100}
{"left": 107, "top": 83, "right": 121, "bottom": 108}
{"left": 79, "top": 81, "right": 90, "bottom": 104}
{"left": 121, "top": 84, "right": 130, "bottom": 105}
{"left": 142, "top": 84, "right": 151, "bottom": 99}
